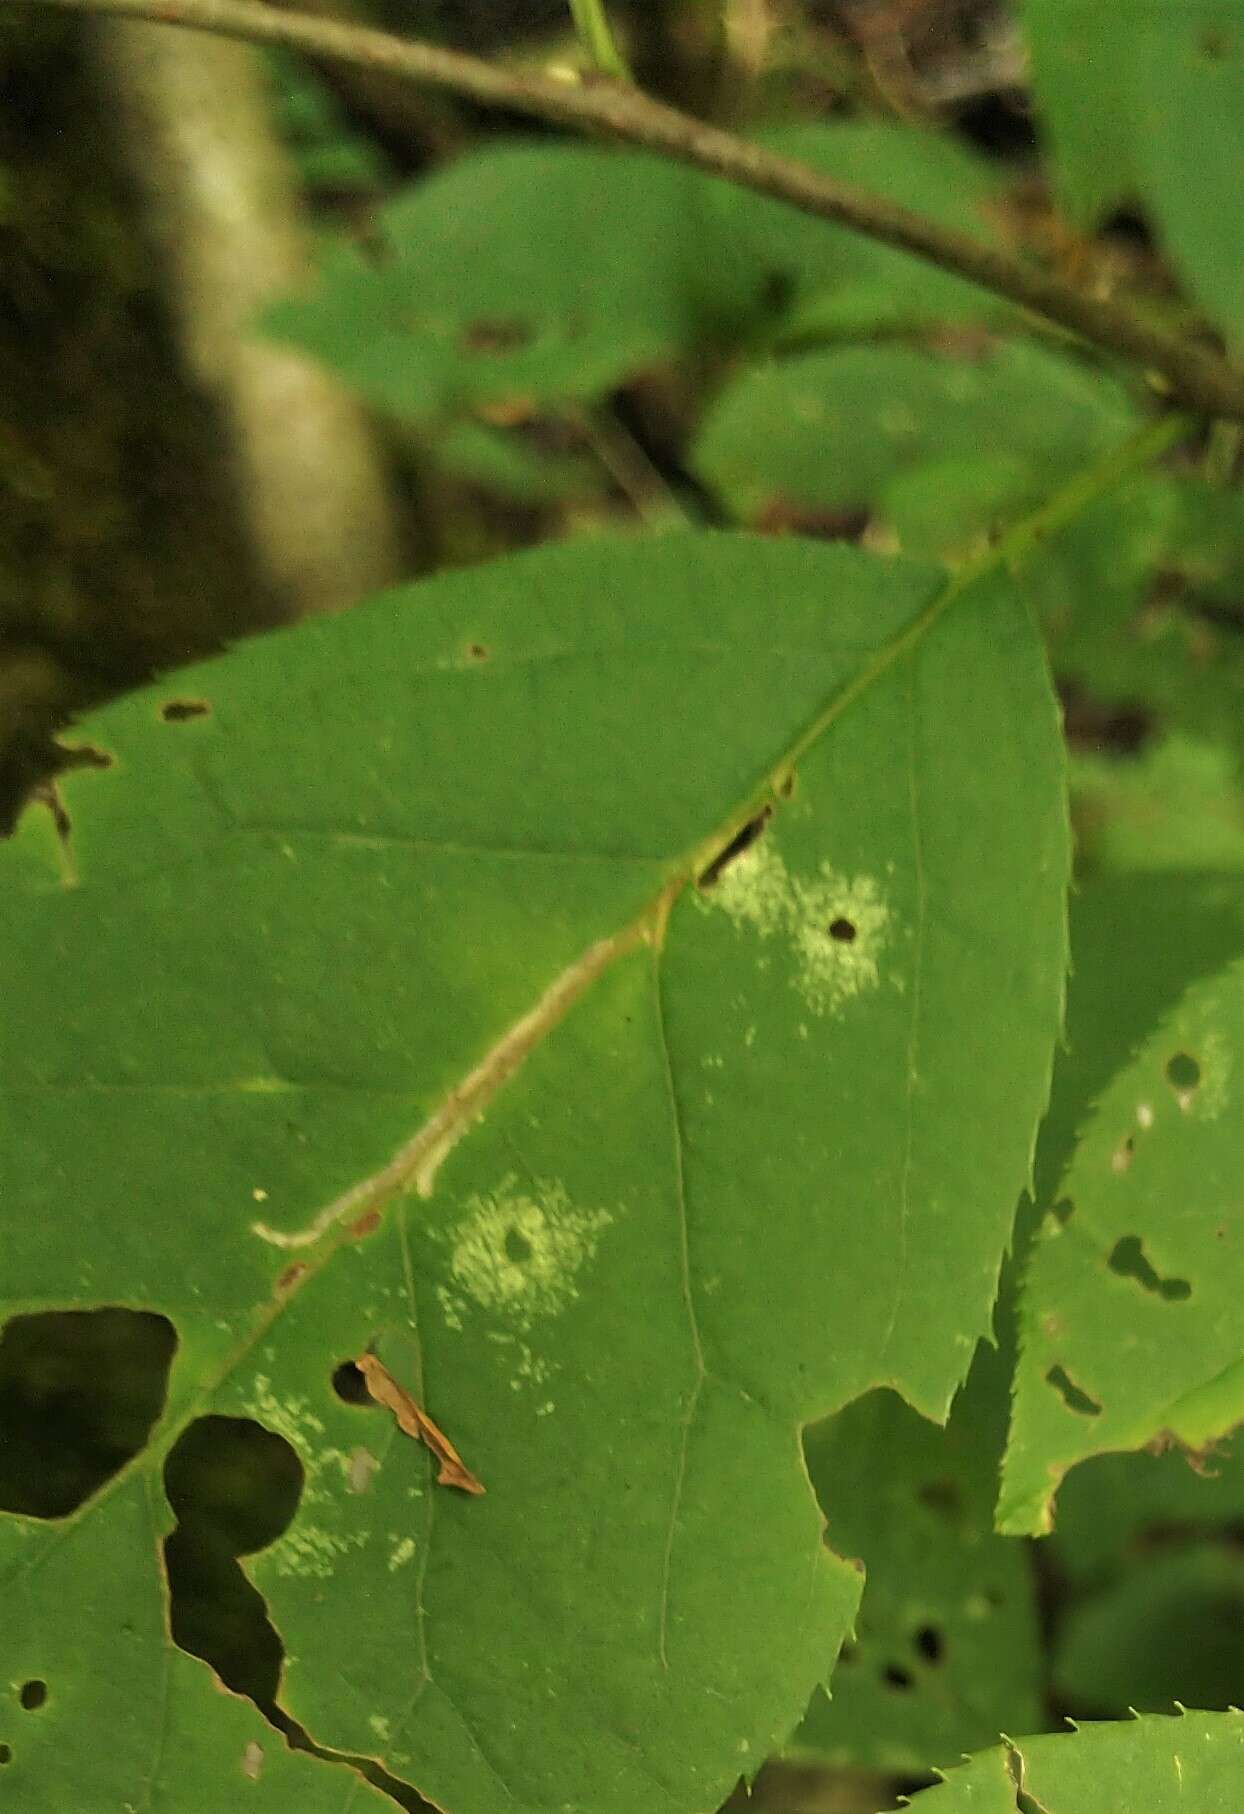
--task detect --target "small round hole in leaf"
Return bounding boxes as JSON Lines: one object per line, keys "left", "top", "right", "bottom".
{"left": 18, "top": 1682, "right": 46, "bottom": 1711}
{"left": 913, "top": 1626, "right": 944, "bottom": 1665}
{"left": 505, "top": 1226, "right": 534, "bottom": 1264}
{"left": 828, "top": 917, "right": 857, "bottom": 943}
{"left": 160, "top": 699, "right": 210, "bottom": 723}
{"left": 0, "top": 1744, "right": 12, "bottom": 1764}
{"left": 1166, "top": 1052, "right": 1201, "bottom": 1092}
{"left": 881, "top": 1663, "right": 914, "bottom": 1691}
{"left": 331, "top": 1361, "right": 371, "bottom": 1406}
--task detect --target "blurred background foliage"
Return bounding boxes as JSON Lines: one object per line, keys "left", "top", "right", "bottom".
{"left": 6, "top": 4, "right": 1244, "bottom": 1810}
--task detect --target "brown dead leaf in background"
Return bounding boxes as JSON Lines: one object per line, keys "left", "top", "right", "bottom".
{"left": 355, "top": 1351, "right": 486, "bottom": 1496}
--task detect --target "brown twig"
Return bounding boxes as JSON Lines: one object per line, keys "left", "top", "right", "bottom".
{"left": 18, "top": 0, "right": 1244, "bottom": 423}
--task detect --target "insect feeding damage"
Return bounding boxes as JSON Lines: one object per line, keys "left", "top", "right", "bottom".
{"left": 698, "top": 839, "right": 892, "bottom": 1017}
{"left": 356, "top": 1351, "right": 485, "bottom": 1496}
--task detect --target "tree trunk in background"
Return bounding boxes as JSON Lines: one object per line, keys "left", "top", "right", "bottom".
{"left": 93, "top": 21, "right": 405, "bottom": 619}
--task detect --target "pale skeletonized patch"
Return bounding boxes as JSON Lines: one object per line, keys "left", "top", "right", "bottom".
{"left": 240, "top": 1374, "right": 370, "bottom": 1579}
{"left": 700, "top": 842, "right": 893, "bottom": 1017}
{"left": 436, "top": 1175, "right": 613, "bottom": 1335}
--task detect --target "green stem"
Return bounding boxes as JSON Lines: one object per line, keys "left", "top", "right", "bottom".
{"left": 567, "top": 0, "right": 630, "bottom": 79}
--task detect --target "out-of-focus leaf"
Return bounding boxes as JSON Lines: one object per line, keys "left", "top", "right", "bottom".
{"left": 1072, "top": 734, "right": 1244, "bottom": 877}
{"left": 691, "top": 341, "right": 1136, "bottom": 554}
{"left": 899, "top": 1710, "right": 1244, "bottom": 1812}
{"left": 265, "top": 125, "right": 1011, "bottom": 434}
{"left": 707, "top": 122, "right": 1009, "bottom": 339}
{"left": 1053, "top": 1544, "right": 1244, "bottom": 1715}
{"left": 1052, "top": 1428, "right": 1244, "bottom": 1584}
{"left": 794, "top": 1336, "right": 1041, "bottom": 1774}
{"left": 1019, "top": 0, "right": 1137, "bottom": 226}
{"left": 1024, "top": 1, "right": 1244, "bottom": 341}
{"left": 264, "top": 143, "right": 740, "bottom": 421}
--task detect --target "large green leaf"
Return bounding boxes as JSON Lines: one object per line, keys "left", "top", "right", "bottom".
{"left": 899, "top": 1710, "right": 1244, "bottom": 1811}
{"left": 1002, "top": 957, "right": 1244, "bottom": 1536}
{"left": 793, "top": 1335, "right": 1041, "bottom": 1774}
{"left": 1, "top": 532, "right": 1068, "bottom": 1811}
{"left": 691, "top": 341, "right": 1136, "bottom": 554}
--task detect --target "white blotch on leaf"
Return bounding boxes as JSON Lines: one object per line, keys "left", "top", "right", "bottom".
{"left": 369, "top": 1715, "right": 391, "bottom": 1742}
{"left": 241, "top": 1375, "right": 369, "bottom": 1579}
{"left": 389, "top": 1536, "right": 416, "bottom": 1571}
{"left": 700, "top": 843, "right": 892, "bottom": 1016}
{"left": 436, "top": 1175, "right": 613, "bottom": 1333}
{"left": 1190, "top": 1030, "right": 1230, "bottom": 1120}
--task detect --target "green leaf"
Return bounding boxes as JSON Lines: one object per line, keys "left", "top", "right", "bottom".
{"left": 265, "top": 124, "right": 1009, "bottom": 438}
{"left": 1127, "top": 3, "right": 1244, "bottom": 346}
{"left": 1, "top": 532, "right": 1069, "bottom": 1810}
{"left": 1032, "top": 872, "right": 1244, "bottom": 1224}
{"left": 1023, "top": 1, "right": 1244, "bottom": 341}
{"left": 691, "top": 341, "right": 1136, "bottom": 553}
{"left": 793, "top": 1336, "right": 1041, "bottom": 1774}
{"left": 263, "top": 143, "right": 739, "bottom": 421}
{"left": 900, "top": 1710, "right": 1244, "bottom": 1811}
{"left": 708, "top": 122, "right": 1008, "bottom": 340}
{"left": 1019, "top": 0, "right": 1138, "bottom": 226}
{"left": 1002, "top": 957, "right": 1244, "bottom": 1536}
{"left": 1053, "top": 1543, "right": 1244, "bottom": 1716}
{"left": 3, "top": 1471, "right": 396, "bottom": 1809}
{"left": 1072, "top": 734, "right": 1244, "bottom": 876}
{"left": 1052, "top": 1426, "right": 1244, "bottom": 1585}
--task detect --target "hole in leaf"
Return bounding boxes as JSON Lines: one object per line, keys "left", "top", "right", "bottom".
{"left": 881, "top": 1663, "right": 914, "bottom": 1691}
{"left": 1201, "top": 26, "right": 1233, "bottom": 58}
{"left": 0, "top": 1744, "right": 11, "bottom": 1764}
{"left": 1167, "top": 1051, "right": 1201, "bottom": 1093}
{"left": 160, "top": 698, "right": 210, "bottom": 723}
{"left": 917, "top": 1477, "right": 963, "bottom": 1519}
{"left": 1051, "top": 1198, "right": 1075, "bottom": 1226}
{"left": 913, "top": 1625, "right": 944, "bottom": 1664}
{"left": 467, "top": 643, "right": 490, "bottom": 662}
{"left": 18, "top": 1682, "right": 46, "bottom": 1711}
{"left": 1046, "top": 1364, "right": 1102, "bottom": 1417}
{"left": 697, "top": 807, "right": 771, "bottom": 889}
{"left": 0, "top": 1309, "right": 176, "bottom": 1518}
{"left": 1108, "top": 1235, "right": 1192, "bottom": 1301}
{"left": 164, "top": 1417, "right": 303, "bottom": 1708}
{"left": 461, "top": 317, "right": 532, "bottom": 354}
{"left": 57, "top": 741, "right": 114, "bottom": 774}
{"left": 828, "top": 917, "right": 857, "bottom": 943}
{"left": 332, "top": 1361, "right": 371, "bottom": 1406}
{"left": 504, "top": 1226, "right": 533, "bottom": 1263}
